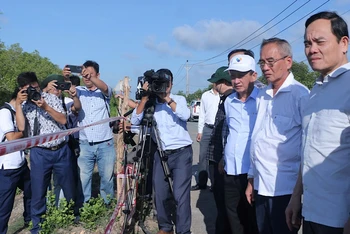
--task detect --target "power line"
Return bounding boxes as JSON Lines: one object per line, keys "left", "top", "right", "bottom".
{"left": 188, "top": 0, "right": 301, "bottom": 66}
{"left": 249, "top": 0, "right": 331, "bottom": 50}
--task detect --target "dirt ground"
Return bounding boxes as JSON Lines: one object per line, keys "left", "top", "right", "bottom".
{"left": 7, "top": 135, "right": 158, "bottom": 234}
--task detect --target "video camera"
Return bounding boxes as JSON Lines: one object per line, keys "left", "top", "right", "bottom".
{"left": 24, "top": 86, "right": 41, "bottom": 102}
{"left": 135, "top": 69, "right": 171, "bottom": 100}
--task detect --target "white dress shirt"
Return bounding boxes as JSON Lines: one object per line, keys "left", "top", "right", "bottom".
{"left": 250, "top": 73, "right": 309, "bottom": 196}
{"left": 302, "top": 63, "right": 350, "bottom": 228}
{"left": 198, "top": 89, "right": 220, "bottom": 133}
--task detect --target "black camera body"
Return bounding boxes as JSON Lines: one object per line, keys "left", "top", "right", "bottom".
{"left": 25, "top": 86, "right": 41, "bottom": 102}
{"left": 56, "top": 81, "right": 71, "bottom": 91}
{"left": 135, "top": 69, "right": 171, "bottom": 100}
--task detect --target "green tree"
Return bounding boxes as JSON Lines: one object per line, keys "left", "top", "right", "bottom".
{"left": 257, "top": 60, "right": 318, "bottom": 89}
{"left": 0, "top": 42, "right": 61, "bottom": 103}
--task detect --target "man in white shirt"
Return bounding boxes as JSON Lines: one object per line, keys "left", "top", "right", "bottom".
{"left": 0, "top": 86, "right": 31, "bottom": 234}
{"left": 191, "top": 80, "right": 220, "bottom": 191}
{"left": 246, "top": 37, "right": 309, "bottom": 234}
{"left": 286, "top": 11, "right": 350, "bottom": 234}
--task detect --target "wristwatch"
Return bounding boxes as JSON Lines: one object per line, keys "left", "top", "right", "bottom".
{"left": 167, "top": 99, "right": 175, "bottom": 105}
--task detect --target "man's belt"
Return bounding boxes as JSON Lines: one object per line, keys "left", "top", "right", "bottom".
{"left": 37, "top": 141, "right": 66, "bottom": 151}
{"left": 164, "top": 145, "right": 191, "bottom": 155}
{"left": 205, "top": 123, "right": 214, "bottom": 129}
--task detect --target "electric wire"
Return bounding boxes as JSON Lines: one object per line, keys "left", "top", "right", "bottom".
{"left": 188, "top": 0, "right": 301, "bottom": 66}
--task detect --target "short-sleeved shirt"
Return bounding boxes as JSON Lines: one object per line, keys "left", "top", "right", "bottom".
{"left": 76, "top": 86, "right": 113, "bottom": 143}
{"left": 22, "top": 92, "right": 66, "bottom": 148}
{"left": 301, "top": 63, "right": 350, "bottom": 228}
{"left": 0, "top": 103, "right": 25, "bottom": 169}
{"left": 131, "top": 94, "right": 192, "bottom": 150}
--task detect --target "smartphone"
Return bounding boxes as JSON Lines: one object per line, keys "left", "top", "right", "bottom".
{"left": 56, "top": 81, "right": 72, "bottom": 91}
{"left": 66, "top": 65, "right": 83, "bottom": 74}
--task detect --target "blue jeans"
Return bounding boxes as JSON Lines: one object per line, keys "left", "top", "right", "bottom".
{"left": 78, "top": 139, "right": 116, "bottom": 203}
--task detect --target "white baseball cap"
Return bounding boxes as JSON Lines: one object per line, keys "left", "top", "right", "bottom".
{"left": 225, "top": 54, "right": 256, "bottom": 72}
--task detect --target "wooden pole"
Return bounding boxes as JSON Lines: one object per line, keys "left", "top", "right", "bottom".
{"left": 116, "top": 77, "right": 130, "bottom": 216}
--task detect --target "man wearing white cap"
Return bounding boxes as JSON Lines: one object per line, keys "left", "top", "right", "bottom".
{"left": 223, "top": 54, "right": 259, "bottom": 234}
{"left": 246, "top": 37, "right": 309, "bottom": 234}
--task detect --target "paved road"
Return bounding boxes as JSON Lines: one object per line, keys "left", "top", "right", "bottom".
{"left": 187, "top": 121, "right": 217, "bottom": 234}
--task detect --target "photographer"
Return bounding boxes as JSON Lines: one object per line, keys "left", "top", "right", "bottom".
{"left": 63, "top": 61, "right": 116, "bottom": 205}
{"left": 0, "top": 86, "right": 31, "bottom": 234}
{"left": 16, "top": 73, "right": 76, "bottom": 234}
{"left": 131, "top": 69, "right": 193, "bottom": 234}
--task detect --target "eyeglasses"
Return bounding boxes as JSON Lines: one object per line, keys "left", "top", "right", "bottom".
{"left": 257, "top": 56, "right": 288, "bottom": 68}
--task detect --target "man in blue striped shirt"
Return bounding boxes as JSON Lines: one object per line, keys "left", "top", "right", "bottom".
{"left": 64, "top": 61, "right": 116, "bottom": 205}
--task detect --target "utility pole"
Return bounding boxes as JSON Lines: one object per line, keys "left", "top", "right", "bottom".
{"left": 185, "top": 60, "right": 190, "bottom": 97}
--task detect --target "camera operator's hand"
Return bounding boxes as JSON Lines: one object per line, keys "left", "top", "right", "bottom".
{"left": 156, "top": 83, "right": 172, "bottom": 103}
{"left": 63, "top": 66, "right": 72, "bottom": 78}
{"left": 17, "top": 88, "right": 28, "bottom": 105}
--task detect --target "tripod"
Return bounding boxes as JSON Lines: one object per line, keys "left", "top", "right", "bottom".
{"left": 120, "top": 98, "right": 175, "bottom": 234}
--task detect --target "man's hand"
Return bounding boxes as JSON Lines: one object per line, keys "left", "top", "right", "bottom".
{"left": 196, "top": 133, "right": 202, "bottom": 142}
{"left": 16, "top": 88, "right": 28, "bottom": 104}
{"left": 32, "top": 97, "right": 48, "bottom": 110}
{"left": 63, "top": 66, "right": 71, "bottom": 78}
{"left": 45, "top": 80, "right": 58, "bottom": 93}
{"left": 68, "top": 85, "right": 77, "bottom": 98}
{"left": 218, "top": 158, "right": 225, "bottom": 174}
{"left": 245, "top": 178, "right": 255, "bottom": 205}
{"left": 285, "top": 194, "right": 302, "bottom": 231}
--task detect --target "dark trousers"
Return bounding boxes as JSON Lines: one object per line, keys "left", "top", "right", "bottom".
{"left": 197, "top": 125, "right": 212, "bottom": 186}
{"left": 210, "top": 161, "right": 231, "bottom": 234}
{"left": 303, "top": 220, "right": 343, "bottom": 234}
{"left": 30, "top": 144, "right": 75, "bottom": 234}
{"left": 53, "top": 149, "right": 84, "bottom": 211}
{"left": 224, "top": 173, "right": 258, "bottom": 234}
{"left": 153, "top": 146, "right": 192, "bottom": 234}
{"left": 0, "top": 160, "right": 31, "bottom": 234}
{"left": 255, "top": 193, "right": 297, "bottom": 234}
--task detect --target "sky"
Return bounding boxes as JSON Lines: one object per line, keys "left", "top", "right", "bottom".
{"left": 1, "top": 0, "right": 350, "bottom": 96}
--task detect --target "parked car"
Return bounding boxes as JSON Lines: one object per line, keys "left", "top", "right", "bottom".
{"left": 188, "top": 100, "right": 201, "bottom": 122}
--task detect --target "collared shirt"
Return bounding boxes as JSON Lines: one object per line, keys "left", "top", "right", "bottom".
{"left": 207, "top": 91, "right": 233, "bottom": 163}
{"left": 301, "top": 63, "right": 350, "bottom": 228}
{"left": 198, "top": 89, "right": 220, "bottom": 133}
{"left": 250, "top": 73, "right": 309, "bottom": 196}
{"left": 131, "top": 94, "right": 192, "bottom": 150}
{"left": 23, "top": 92, "right": 66, "bottom": 148}
{"left": 76, "top": 86, "right": 113, "bottom": 142}
{"left": 224, "top": 87, "right": 259, "bottom": 175}
{"left": 0, "top": 103, "right": 25, "bottom": 169}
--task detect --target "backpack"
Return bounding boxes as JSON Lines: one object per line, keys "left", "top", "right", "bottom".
{"left": 0, "top": 103, "right": 16, "bottom": 142}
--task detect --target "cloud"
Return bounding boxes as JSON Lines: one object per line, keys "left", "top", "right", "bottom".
{"left": 144, "top": 36, "right": 192, "bottom": 58}
{"left": 172, "top": 19, "right": 273, "bottom": 51}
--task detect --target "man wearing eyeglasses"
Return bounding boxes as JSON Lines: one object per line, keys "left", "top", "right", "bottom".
{"left": 246, "top": 37, "right": 309, "bottom": 234}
